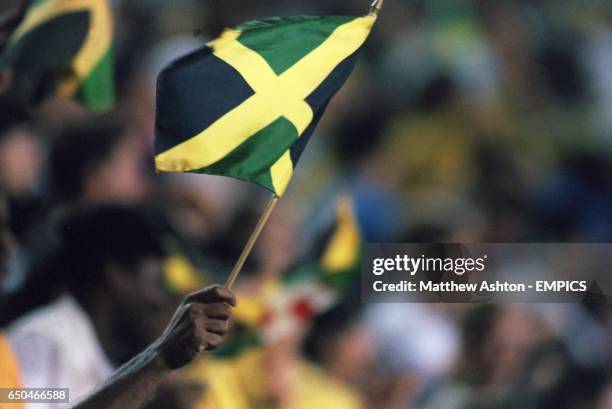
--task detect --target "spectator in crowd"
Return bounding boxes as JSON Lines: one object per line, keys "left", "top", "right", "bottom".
{"left": 303, "top": 302, "right": 413, "bottom": 409}
{"left": 421, "top": 304, "right": 552, "bottom": 409}
{"left": 48, "top": 116, "right": 148, "bottom": 207}
{"left": 5, "top": 204, "right": 235, "bottom": 408}
{"left": 0, "top": 101, "right": 44, "bottom": 240}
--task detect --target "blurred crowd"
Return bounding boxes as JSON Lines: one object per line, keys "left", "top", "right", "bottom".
{"left": 1, "top": 0, "right": 612, "bottom": 408}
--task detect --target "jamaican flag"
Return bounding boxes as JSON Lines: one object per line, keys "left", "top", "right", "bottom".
{"left": 0, "top": 0, "right": 114, "bottom": 110}
{"left": 155, "top": 15, "right": 375, "bottom": 196}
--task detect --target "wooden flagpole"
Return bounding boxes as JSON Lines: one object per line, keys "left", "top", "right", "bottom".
{"left": 225, "top": 193, "right": 279, "bottom": 289}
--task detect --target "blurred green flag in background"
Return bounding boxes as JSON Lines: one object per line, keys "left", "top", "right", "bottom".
{"left": 0, "top": 0, "right": 115, "bottom": 110}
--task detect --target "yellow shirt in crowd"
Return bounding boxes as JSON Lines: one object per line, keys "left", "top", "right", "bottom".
{"left": 190, "top": 348, "right": 363, "bottom": 409}
{"left": 0, "top": 332, "right": 24, "bottom": 409}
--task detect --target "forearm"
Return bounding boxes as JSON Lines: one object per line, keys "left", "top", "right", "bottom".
{"left": 68, "top": 347, "right": 171, "bottom": 409}
{"left": 68, "top": 285, "right": 235, "bottom": 409}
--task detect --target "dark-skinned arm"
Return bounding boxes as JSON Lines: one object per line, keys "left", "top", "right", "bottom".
{"left": 69, "top": 285, "right": 236, "bottom": 409}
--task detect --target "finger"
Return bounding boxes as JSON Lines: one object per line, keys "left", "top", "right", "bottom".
{"left": 187, "top": 303, "right": 205, "bottom": 317}
{"left": 186, "top": 285, "right": 237, "bottom": 306}
{"left": 203, "top": 302, "right": 232, "bottom": 319}
{"left": 205, "top": 319, "right": 229, "bottom": 336}
{"left": 205, "top": 333, "right": 224, "bottom": 350}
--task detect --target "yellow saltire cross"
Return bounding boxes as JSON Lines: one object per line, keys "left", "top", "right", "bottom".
{"left": 155, "top": 16, "right": 374, "bottom": 195}
{"left": 10, "top": 0, "right": 112, "bottom": 99}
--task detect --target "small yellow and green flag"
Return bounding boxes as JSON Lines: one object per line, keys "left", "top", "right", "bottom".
{"left": 0, "top": 0, "right": 114, "bottom": 110}
{"left": 154, "top": 14, "right": 376, "bottom": 196}
{"left": 211, "top": 193, "right": 363, "bottom": 356}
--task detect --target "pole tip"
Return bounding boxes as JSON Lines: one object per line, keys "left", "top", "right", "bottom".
{"left": 369, "top": 0, "right": 384, "bottom": 16}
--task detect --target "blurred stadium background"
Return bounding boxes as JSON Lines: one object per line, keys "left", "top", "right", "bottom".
{"left": 0, "top": 0, "right": 611, "bottom": 408}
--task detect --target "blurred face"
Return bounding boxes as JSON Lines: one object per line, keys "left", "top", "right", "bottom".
{"left": 85, "top": 134, "right": 148, "bottom": 203}
{"left": 0, "top": 127, "right": 42, "bottom": 195}
{"left": 482, "top": 308, "right": 543, "bottom": 385}
{"left": 106, "top": 256, "right": 177, "bottom": 357}
{"left": 326, "top": 322, "right": 375, "bottom": 384}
